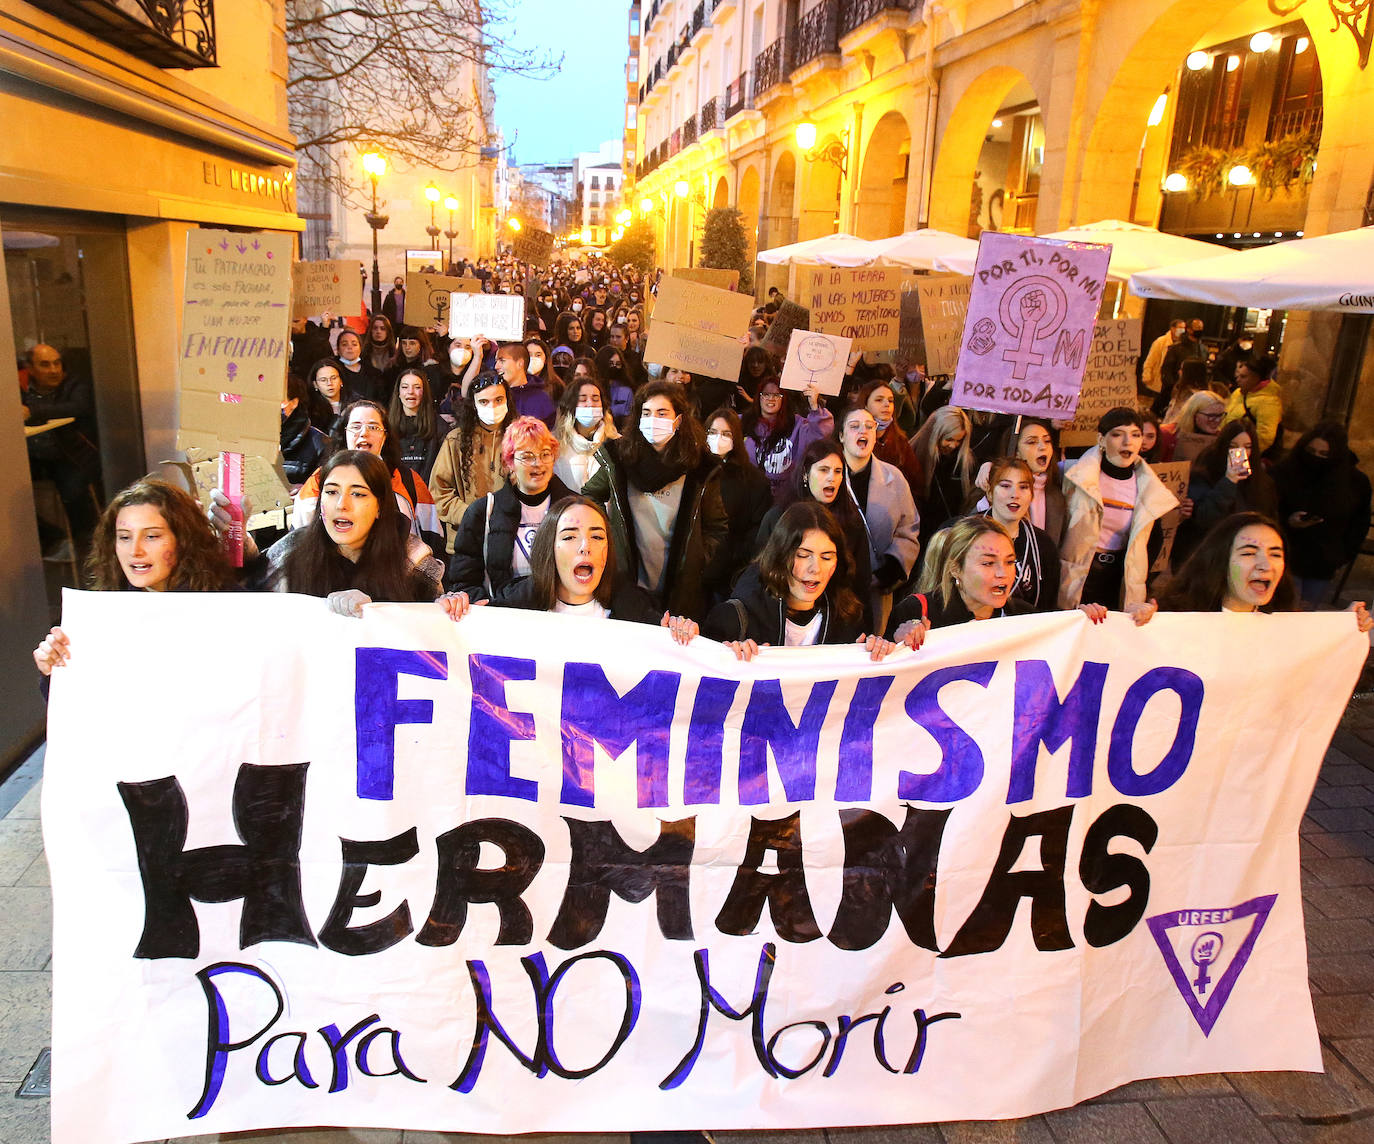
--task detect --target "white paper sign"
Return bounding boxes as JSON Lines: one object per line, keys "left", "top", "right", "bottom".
{"left": 448, "top": 292, "right": 525, "bottom": 341}
{"left": 780, "top": 329, "right": 851, "bottom": 396}
{"left": 45, "top": 594, "right": 1363, "bottom": 1144}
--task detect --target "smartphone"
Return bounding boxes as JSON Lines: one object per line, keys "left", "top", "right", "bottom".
{"left": 1228, "top": 445, "right": 1251, "bottom": 479}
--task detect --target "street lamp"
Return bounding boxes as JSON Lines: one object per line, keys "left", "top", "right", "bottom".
{"left": 639, "top": 196, "right": 654, "bottom": 216}
{"left": 443, "top": 195, "right": 459, "bottom": 271}
{"left": 362, "top": 151, "right": 388, "bottom": 315}
{"left": 674, "top": 179, "right": 690, "bottom": 198}
{"left": 794, "top": 118, "right": 849, "bottom": 177}
{"left": 424, "top": 183, "right": 441, "bottom": 250}
{"left": 616, "top": 208, "right": 633, "bottom": 226}
{"left": 508, "top": 218, "right": 523, "bottom": 232}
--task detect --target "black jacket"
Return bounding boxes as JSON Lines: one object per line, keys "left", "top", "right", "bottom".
{"left": 494, "top": 574, "right": 664, "bottom": 624}
{"left": 704, "top": 565, "right": 865, "bottom": 646}
{"left": 581, "top": 443, "right": 727, "bottom": 622}
{"left": 709, "top": 457, "right": 773, "bottom": 598}
{"left": 886, "top": 588, "right": 1032, "bottom": 638}
{"left": 445, "top": 477, "right": 573, "bottom": 600}
{"left": 280, "top": 406, "right": 328, "bottom": 485}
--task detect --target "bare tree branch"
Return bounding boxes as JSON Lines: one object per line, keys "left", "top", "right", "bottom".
{"left": 287, "top": 0, "right": 561, "bottom": 210}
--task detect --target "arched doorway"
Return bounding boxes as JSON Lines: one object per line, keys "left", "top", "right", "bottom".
{"left": 929, "top": 66, "right": 1043, "bottom": 237}
{"left": 798, "top": 139, "right": 843, "bottom": 241}
{"left": 854, "top": 111, "right": 911, "bottom": 239}
{"left": 713, "top": 175, "right": 730, "bottom": 209}
{"left": 766, "top": 150, "right": 797, "bottom": 251}
{"left": 738, "top": 163, "right": 761, "bottom": 268}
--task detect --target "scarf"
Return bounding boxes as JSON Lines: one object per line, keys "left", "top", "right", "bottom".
{"left": 623, "top": 440, "right": 692, "bottom": 493}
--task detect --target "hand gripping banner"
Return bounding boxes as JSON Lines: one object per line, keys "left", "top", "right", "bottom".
{"left": 43, "top": 592, "right": 1365, "bottom": 1143}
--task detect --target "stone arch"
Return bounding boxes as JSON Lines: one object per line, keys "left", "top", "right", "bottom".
{"left": 929, "top": 66, "right": 1039, "bottom": 236}
{"left": 713, "top": 175, "right": 730, "bottom": 209}
{"left": 1073, "top": 2, "right": 1329, "bottom": 227}
{"left": 766, "top": 149, "right": 798, "bottom": 250}
{"left": 738, "top": 162, "right": 762, "bottom": 264}
{"left": 854, "top": 109, "right": 912, "bottom": 239}
{"left": 798, "top": 137, "right": 843, "bottom": 242}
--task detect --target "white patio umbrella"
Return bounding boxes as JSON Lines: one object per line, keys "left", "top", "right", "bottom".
{"left": 1130, "top": 226, "right": 1374, "bottom": 312}
{"left": 755, "top": 232, "right": 884, "bottom": 266}
{"left": 931, "top": 219, "right": 1229, "bottom": 281}
{"left": 870, "top": 228, "right": 980, "bottom": 270}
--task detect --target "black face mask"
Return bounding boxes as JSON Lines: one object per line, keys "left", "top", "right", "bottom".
{"left": 1301, "top": 450, "right": 1334, "bottom": 471}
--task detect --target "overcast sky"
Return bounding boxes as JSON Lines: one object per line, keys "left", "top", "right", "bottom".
{"left": 490, "top": 0, "right": 629, "bottom": 165}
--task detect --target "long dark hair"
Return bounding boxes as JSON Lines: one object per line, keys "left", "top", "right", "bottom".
{"left": 754, "top": 501, "right": 860, "bottom": 624}
{"left": 526, "top": 495, "right": 618, "bottom": 611}
{"left": 741, "top": 380, "right": 799, "bottom": 455}
{"left": 1158, "top": 512, "right": 1296, "bottom": 612}
{"left": 388, "top": 369, "right": 437, "bottom": 441}
{"left": 616, "top": 380, "right": 706, "bottom": 472}
{"left": 305, "top": 356, "right": 350, "bottom": 427}
{"left": 86, "top": 478, "right": 235, "bottom": 592}
{"left": 277, "top": 450, "right": 418, "bottom": 601}
{"left": 554, "top": 312, "right": 586, "bottom": 349}
{"left": 328, "top": 399, "right": 403, "bottom": 472}
{"left": 704, "top": 406, "right": 750, "bottom": 465}
{"left": 453, "top": 375, "right": 513, "bottom": 498}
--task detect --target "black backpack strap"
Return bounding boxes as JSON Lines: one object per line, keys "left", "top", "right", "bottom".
{"left": 398, "top": 464, "right": 418, "bottom": 507}
{"left": 730, "top": 598, "right": 748, "bottom": 639}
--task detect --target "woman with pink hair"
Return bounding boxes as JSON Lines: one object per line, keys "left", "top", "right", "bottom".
{"left": 445, "top": 416, "right": 573, "bottom": 600}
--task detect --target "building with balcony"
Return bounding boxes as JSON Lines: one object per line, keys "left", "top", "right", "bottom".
{"left": 624, "top": 3, "right": 643, "bottom": 196}
{"left": 0, "top": 0, "right": 302, "bottom": 764}
{"left": 630, "top": 0, "right": 1374, "bottom": 457}
{"left": 574, "top": 141, "right": 625, "bottom": 245}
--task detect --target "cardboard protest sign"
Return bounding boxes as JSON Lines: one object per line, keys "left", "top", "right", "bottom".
{"left": 806, "top": 266, "right": 906, "bottom": 351}
{"left": 643, "top": 274, "right": 753, "bottom": 377}
{"left": 952, "top": 232, "right": 1111, "bottom": 418}
{"left": 763, "top": 298, "right": 811, "bottom": 354}
{"left": 898, "top": 275, "right": 970, "bottom": 375}
{"left": 407, "top": 272, "right": 480, "bottom": 327}
{"left": 1058, "top": 318, "right": 1144, "bottom": 446}
{"left": 177, "top": 229, "right": 293, "bottom": 459}
{"left": 1151, "top": 460, "right": 1193, "bottom": 573}
{"left": 447, "top": 292, "right": 526, "bottom": 341}
{"left": 672, "top": 267, "right": 740, "bottom": 291}
{"left": 47, "top": 595, "right": 1360, "bottom": 1143}
{"left": 291, "top": 260, "right": 361, "bottom": 320}
{"left": 512, "top": 226, "right": 556, "bottom": 267}
{"left": 780, "top": 328, "right": 851, "bottom": 396}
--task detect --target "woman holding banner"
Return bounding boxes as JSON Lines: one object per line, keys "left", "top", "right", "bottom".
{"left": 984, "top": 457, "right": 1061, "bottom": 612}
{"left": 704, "top": 501, "right": 898, "bottom": 660}
{"left": 1058, "top": 407, "right": 1177, "bottom": 611}
{"left": 494, "top": 495, "right": 699, "bottom": 645}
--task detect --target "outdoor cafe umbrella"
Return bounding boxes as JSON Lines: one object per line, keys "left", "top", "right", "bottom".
{"left": 1130, "top": 226, "right": 1374, "bottom": 313}
{"left": 932, "top": 219, "right": 1227, "bottom": 281}
{"left": 870, "top": 228, "right": 980, "bottom": 270}
{"left": 755, "top": 232, "right": 884, "bottom": 267}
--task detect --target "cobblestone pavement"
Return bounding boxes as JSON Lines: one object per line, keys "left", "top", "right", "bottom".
{"left": 7, "top": 698, "right": 1374, "bottom": 1144}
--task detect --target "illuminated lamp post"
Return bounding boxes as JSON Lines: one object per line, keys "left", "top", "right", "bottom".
{"left": 362, "top": 151, "right": 388, "bottom": 315}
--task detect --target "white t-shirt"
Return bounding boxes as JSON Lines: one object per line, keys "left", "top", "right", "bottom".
{"left": 553, "top": 598, "right": 611, "bottom": 619}
{"left": 784, "top": 611, "right": 823, "bottom": 647}
{"left": 511, "top": 498, "right": 549, "bottom": 577}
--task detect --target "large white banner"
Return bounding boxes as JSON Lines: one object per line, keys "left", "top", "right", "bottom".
{"left": 44, "top": 592, "right": 1366, "bottom": 1144}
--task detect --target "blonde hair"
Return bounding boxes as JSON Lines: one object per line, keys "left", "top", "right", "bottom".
{"left": 915, "top": 515, "right": 1014, "bottom": 607}
{"left": 1173, "top": 390, "right": 1226, "bottom": 434}
{"left": 909, "top": 406, "right": 974, "bottom": 499}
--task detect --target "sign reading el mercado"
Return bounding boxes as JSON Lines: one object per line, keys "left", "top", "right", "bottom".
{"left": 47, "top": 595, "right": 1364, "bottom": 1144}
{"left": 1059, "top": 318, "right": 1144, "bottom": 446}
{"left": 643, "top": 274, "right": 754, "bottom": 377}
{"left": 807, "top": 266, "right": 906, "bottom": 351}
{"left": 447, "top": 292, "right": 525, "bottom": 341}
{"left": 952, "top": 233, "right": 1111, "bottom": 419}
{"left": 178, "top": 229, "right": 293, "bottom": 459}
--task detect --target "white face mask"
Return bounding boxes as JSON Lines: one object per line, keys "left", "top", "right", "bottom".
{"left": 476, "top": 399, "right": 508, "bottom": 426}
{"left": 640, "top": 414, "right": 678, "bottom": 446}
{"left": 574, "top": 406, "right": 603, "bottom": 427}
{"left": 706, "top": 430, "right": 733, "bottom": 457}
{"left": 529, "top": 354, "right": 545, "bottom": 374}
{"left": 450, "top": 346, "right": 473, "bottom": 369}
{"left": 571, "top": 302, "right": 584, "bottom": 312}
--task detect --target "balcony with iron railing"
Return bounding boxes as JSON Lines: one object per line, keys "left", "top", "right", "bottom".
{"left": 839, "top": 0, "right": 920, "bottom": 38}
{"left": 683, "top": 113, "right": 698, "bottom": 146}
{"left": 1268, "top": 105, "right": 1322, "bottom": 141}
{"left": 670, "top": 128, "right": 682, "bottom": 157}
{"left": 28, "top": 0, "right": 217, "bottom": 67}
{"left": 692, "top": 1, "right": 705, "bottom": 35}
{"left": 712, "top": 0, "right": 737, "bottom": 22}
{"left": 724, "top": 71, "right": 754, "bottom": 120}
{"left": 793, "top": 0, "right": 841, "bottom": 73}
{"left": 699, "top": 96, "right": 719, "bottom": 134}
{"left": 752, "top": 38, "right": 793, "bottom": 103}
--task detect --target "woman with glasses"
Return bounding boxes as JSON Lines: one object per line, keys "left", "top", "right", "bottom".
{"left": 445, "top": 416, "right": 572, "bottom": 601}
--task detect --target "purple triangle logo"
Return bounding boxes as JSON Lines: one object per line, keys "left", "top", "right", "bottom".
{"left": 1146, "top": 894, "right": 1277, "bottom": 1036}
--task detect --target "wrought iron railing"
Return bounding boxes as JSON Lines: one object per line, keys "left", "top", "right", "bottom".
{"left": 724, "top": 71, "right": 751, "bottom": 119}
{"left": 1268, "top": 105, "right": 1323, "bottom": 140}
{"left": 692, "top": 1, "right": 705, "bottom": 35}
{"left": 668, "top": 41, "right": 679, "bottom": 68}
{"left": 670, "top": 128, "right": 682, "bottom": 157}
{"left": 794, "top": 0, "right": 840, "bottom": 69}
{"left": 839, "top": 0, "right": 920, "bottom": 37}
{"left": 700, "top": 96, "right": 719, "bottom": 133}
{"left": 28, "top": 0, "right": 217, "bottom": 67}
{"left": 683, "top": 114, "right": 698, "bottom": 146}
{"left": 753, "top": 38, "right": 793, "bottom": 100}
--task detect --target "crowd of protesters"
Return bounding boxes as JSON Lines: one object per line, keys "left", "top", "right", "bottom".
{"left": 30, "top": 249, "right": 1374, "bottom": 676}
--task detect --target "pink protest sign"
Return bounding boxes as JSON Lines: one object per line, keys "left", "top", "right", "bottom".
{"left": 951, "top": 232, "right": 1111, "bottom": 418}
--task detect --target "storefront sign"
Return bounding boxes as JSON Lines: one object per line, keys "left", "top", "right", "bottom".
{"left": 46, "top": 596, "right": 1361, "bottom": 1143}
{"left": 952, "top": 233, "right": 1111, "bottom": 418}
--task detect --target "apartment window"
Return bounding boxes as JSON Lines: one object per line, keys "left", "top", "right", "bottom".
{"left": 626, "top": 104, "right": 637, "bottom": 128}
{"left": 629, "top": 58, "right": 640, "bottom": 81}
{"left": 591, "top": 176, "right": 600, "bottom": 189}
